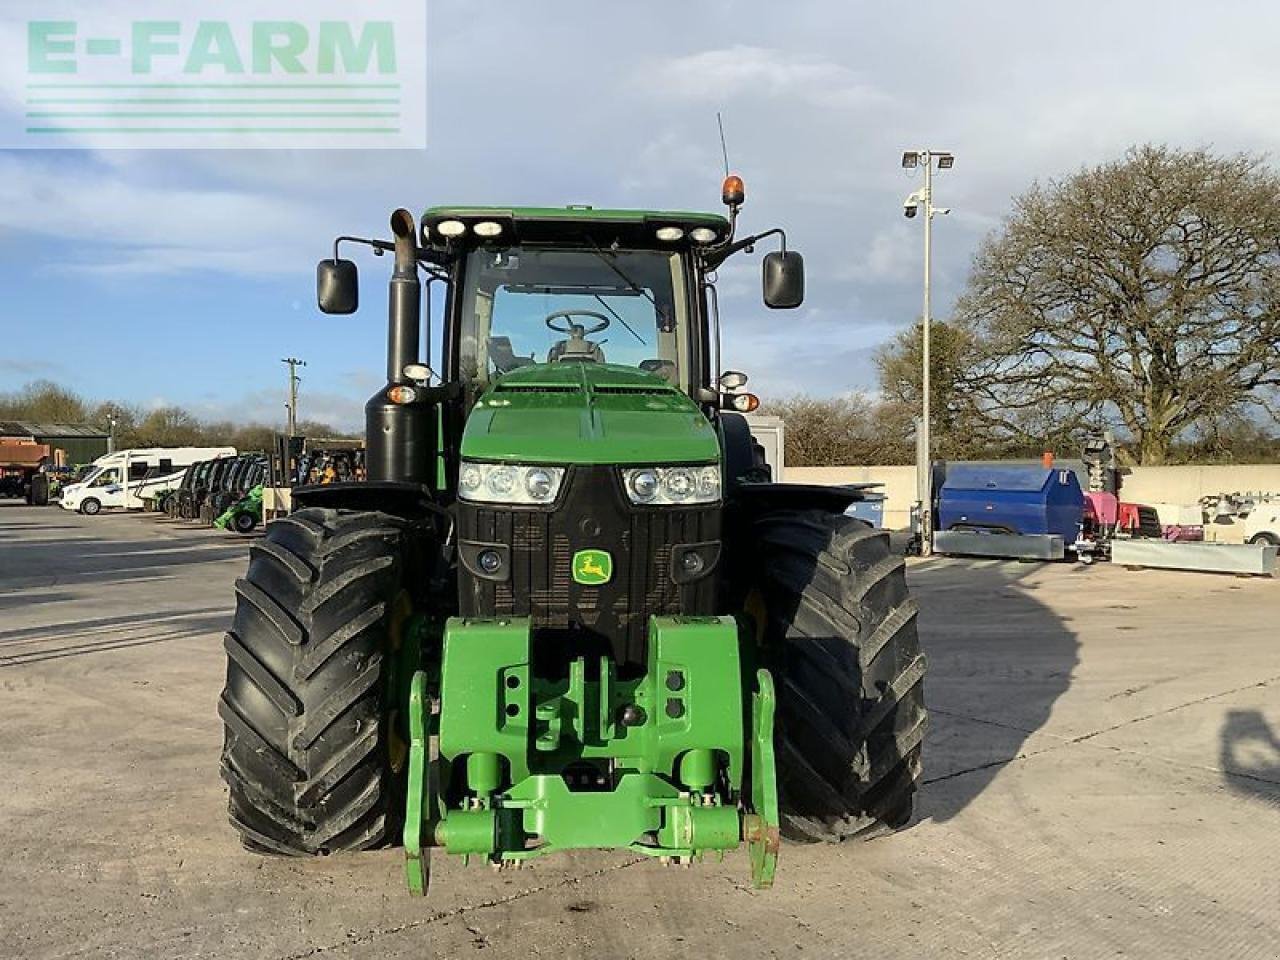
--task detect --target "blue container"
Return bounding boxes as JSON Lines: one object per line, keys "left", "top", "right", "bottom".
{"left": 938, "top": 464, "right": 1084, "bottom": 540}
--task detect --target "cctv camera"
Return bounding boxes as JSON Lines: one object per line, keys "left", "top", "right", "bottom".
{"left": 903, "top": 201, "right": 918, "bottom": 219}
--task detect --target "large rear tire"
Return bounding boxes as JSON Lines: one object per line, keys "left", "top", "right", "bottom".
{"left": 750, "top": 510, "right": 927, "bottom": 842}
{"left": 219, "top": 507, "right": 408, "bottom": 855}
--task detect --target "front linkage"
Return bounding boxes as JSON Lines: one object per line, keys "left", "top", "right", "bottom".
{"left": 403, "top": 615, "right": 779, "bottom": 894}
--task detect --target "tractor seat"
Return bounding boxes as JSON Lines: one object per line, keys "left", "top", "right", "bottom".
{"left": 489, "top": 336, "right": 534, "bottom": 374}
{"left": 639, "top": 359, "right": 677, "bottom": 383}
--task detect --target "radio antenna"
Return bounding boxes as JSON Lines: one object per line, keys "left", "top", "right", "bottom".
{"left": 716, "top": 111, "right": 731, "bottom": 177}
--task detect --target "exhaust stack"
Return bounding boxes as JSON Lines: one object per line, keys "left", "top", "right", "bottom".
{"left": 387, "top": 208, "right": 421, "bottom": 384}
{"left": 366, "top": 208, "right": 434, "bottom": 486}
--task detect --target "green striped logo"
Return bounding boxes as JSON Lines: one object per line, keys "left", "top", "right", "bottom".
{"left": 7, "top": 5, "right": 426, "bottom": 149}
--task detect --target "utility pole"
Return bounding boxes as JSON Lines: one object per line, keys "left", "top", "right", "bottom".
{"left": 282, "top": 358, "right": 306, "bottom": 437}
{"left": 901, "top": 149, "right": 954, "bottom": 556}
{"left": 921, "top": 156, "right": 934, "bottom": 557}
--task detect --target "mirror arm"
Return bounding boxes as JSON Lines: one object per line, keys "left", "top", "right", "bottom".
{"left": 702, "top": 227, "right": 788, "bottom": 270}
{"left": 332, "top": 235, "right": 394, "bottom": 262}
{"left": 331, "top": 235, "right": 452, "bottom": 271}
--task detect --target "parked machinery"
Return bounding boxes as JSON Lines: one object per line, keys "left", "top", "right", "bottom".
{"left": 214, "top": 476, "right": 266, "bottom": 534}
{"left": 933, "top": 463, "right": 1085, "bottom": 560}
{"left": 0, "top": 470, "right": 27, "bottom": 499}
{"left": 297, "top": 447, "right": 364, "bottom": 485}
{"left": 171, "top": 458, "right": 222, "bottom": 519}
{"left": 212, "top": 457, "right": 268, "bottom": 534}
{"left": 200, "top": 455, "right": 268, "bottom": 526}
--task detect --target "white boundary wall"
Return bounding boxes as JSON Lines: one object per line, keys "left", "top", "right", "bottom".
{"left": 788, "top": 463, "right": 1280, "bottom": 531}
{"left": 1117, "top": 465, "right": 1280, "bottom": 505}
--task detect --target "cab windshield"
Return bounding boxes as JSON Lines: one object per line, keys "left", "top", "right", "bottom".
{"left": 457, "top": 247, "right": 690, "bottom": 393}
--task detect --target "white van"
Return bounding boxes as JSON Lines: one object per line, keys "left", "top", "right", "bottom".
{"left": 59, "top": 447, "right": 236, "bottom": 515}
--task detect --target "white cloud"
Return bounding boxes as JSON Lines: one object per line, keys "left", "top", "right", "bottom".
{"left": 843, "top": 223, "right": 917, "bottom": 283}
{"left": 5, "top": 0, "right": 1280, "bottom": 407}
{"left": 195, "top": 386, "right": 364, "bottom": 432}
{"left": 621, "top": 131, "right": 721, "bottom": 195}
{"left": 648, "top": 46, "right": 890, "bottom": 112}
{"left": 0, "top": 357, "right": 62, "bottom": 377}
{"left": 0, "top": 153, "right": 329, "bottom": 277}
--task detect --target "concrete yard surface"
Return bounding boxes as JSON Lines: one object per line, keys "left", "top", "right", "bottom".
{"left": 0, "top": 503, "right": 1277, "bottom": 959}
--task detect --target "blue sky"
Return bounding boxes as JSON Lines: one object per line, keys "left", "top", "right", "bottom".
{"left": 3, "top": 1, "right": 1280, "bottom": 430}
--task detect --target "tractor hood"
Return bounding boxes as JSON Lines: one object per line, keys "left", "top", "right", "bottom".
{"left": 461, "top": 363, "right": 721, "bottom": 465}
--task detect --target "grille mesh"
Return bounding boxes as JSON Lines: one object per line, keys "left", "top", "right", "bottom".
{"left": 459, "top": 466, "right": 719, "bottom": 666}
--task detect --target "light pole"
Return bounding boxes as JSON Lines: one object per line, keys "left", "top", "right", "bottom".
{"left": 282, "top": 357, "right": 307, "bottom": 438}
{"left": 901, "top": 149, "right": 953, "bottom": 556}
{"left": 107, "top": 414, "right": 117, "bottom": 455}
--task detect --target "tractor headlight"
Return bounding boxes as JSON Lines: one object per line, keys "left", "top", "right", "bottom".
{"left": 621, "top": 465, "right": 720, "bottom": 506}
{"left": 628, "top": 468, "right": 661, "bottom": 503}
{"left": 458, "top": 460, "right": 565, "bottom": 505}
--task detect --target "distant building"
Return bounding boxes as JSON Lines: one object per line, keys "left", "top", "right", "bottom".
{"left": 0, "top": 421, "right": 110, "bottom": 465}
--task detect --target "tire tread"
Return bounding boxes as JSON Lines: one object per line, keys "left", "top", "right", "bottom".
{"left": 219, "top": 507, "right": 406, "bottom": 856}
{"left": 750, "top": 509, "right": 927, "bottom": 843}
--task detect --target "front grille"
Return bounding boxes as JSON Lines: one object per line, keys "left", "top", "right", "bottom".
{"left": 591, "top": 386, "right": 671, "bottom": 396}
{"left": 457, "top": 466, "right": 719, "bottom": 669}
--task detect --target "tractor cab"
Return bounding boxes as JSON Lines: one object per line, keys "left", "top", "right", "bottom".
{"left": 425, "top": 206, "right": 736, "bottom": 407}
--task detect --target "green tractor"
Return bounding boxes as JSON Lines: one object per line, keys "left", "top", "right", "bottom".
{"left": 218, "top": 180, "right": 926, "bottom": 893}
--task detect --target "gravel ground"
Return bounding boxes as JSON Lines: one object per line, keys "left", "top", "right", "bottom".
{"left": 1, "top": 502, "right": 1277, "bottom": 959}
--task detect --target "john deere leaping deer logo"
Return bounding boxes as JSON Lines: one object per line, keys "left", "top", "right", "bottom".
{"left": 572, "top": 549, "right": 613, "bottom": 586}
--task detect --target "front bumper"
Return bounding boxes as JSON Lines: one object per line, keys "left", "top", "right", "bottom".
{"left": 403, "top": 614, "right": 779, "bottom": 893}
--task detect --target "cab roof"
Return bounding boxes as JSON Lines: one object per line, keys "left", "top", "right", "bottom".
{"left": 420, "top": 205, "right": 731, "bottom": 248}
{"left": 424, "top": 205, "right": 728, "bottom": 227}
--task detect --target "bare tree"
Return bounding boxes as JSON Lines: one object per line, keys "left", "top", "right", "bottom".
{"left": 875, "top": 319, "right": 1090, "bottom": 460}
{"left": 874, "top": 318, "right": 993, "bottom": 459}
{"left": 770, "top": 394, "right": 910, "bottom": 466}
{"left": 1, "top": 379, "right": 357, "bottom": 451}
{"left": 958, "top": 145, "right": 1280, "bottom": 464}
{"left": 0, "top": 380, "right": 89, "bottom": 423}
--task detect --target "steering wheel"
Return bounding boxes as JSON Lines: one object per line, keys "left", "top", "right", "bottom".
{"left": 545, "top": 310, "right": 611, "bottom": 335}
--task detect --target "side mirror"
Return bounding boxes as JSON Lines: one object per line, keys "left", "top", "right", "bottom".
{"left": 763, "top": 251, "right": 804, "bottom": 309}
{"left": 317, "top": 259, "right": 359, "bottom": 314}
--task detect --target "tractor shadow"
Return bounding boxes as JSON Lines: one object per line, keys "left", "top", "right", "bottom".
{"left": 0, "top": 536, "right": 247, "bottom": 589}
{"left": 908, "top": 556, "right": 1080, "bottom": 823}
{"left": 0, "top": 607, "right": 231, "bottom": 667}
{"left": 1218, "top": 709, "right": 1280, "bottom": 808}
